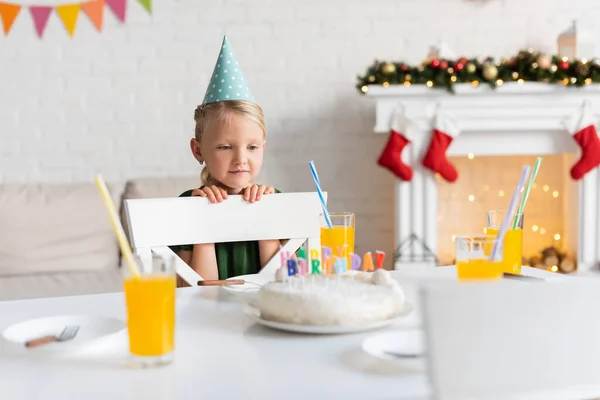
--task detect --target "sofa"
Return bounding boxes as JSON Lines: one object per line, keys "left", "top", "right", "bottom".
{"left": 0, "top": 176, "right": 201, "bottom": 302}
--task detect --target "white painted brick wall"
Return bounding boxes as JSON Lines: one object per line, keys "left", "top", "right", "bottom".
{"left": 0, "top": 0, "right": 597, "bottom": 266}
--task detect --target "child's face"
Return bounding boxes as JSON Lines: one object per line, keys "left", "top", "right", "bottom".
{"left": 197, "top": 114, "right": 265, "bottom": 193}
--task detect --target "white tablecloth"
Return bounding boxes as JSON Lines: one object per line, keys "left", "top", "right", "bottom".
{"left": 0, "top": 266, "right": 564, "bottom": 400}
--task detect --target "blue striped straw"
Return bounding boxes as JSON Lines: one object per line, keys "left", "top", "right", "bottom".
{"left": 309, "top": 160, "right": 333, "bottom": 229}
{"left": 489, "top": 165, "right": 531, "bottom": 262}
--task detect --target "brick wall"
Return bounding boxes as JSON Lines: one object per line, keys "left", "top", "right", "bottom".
{"left": 0, "top": 0, "right": 595, "bottom": 267}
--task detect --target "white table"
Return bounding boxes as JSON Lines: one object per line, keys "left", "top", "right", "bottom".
{"left": 0, "top": 266, "right": 565, "bottom": 400}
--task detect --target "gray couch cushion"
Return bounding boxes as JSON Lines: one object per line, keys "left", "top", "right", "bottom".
{"left": 0, "top": 182, "right": 123, "bottom": 276}
{"left": 0, "top": 270, "right": 123, "bottom": 301}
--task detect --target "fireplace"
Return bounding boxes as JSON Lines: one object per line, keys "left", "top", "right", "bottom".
{"left": 367, "top": 83, "right": 600, "bottom": 273}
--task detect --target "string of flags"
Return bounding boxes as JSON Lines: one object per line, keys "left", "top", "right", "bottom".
{"left": 0, "top": 0, "right": 151, "bottom": 38}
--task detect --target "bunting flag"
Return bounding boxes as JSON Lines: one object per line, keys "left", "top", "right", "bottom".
{"left": 29, "top": 6, "right": 52, "bottom": 38}
{"left": 0, "top": 2, "right": 21, "bottom": 35}
{"left": 56, "top": 4, "right": 80, "bottom": 37}
{"left": 82, "top": 0, "right": 104, "bottom": 31}
{"left": 105, "top": 0, "right": 125, "bottom": 23}
{"left": 138, "top": 0, "right": 150, "bottom": 13}
{"left": 0, "top": 0, "right": 150, "bottom": 37}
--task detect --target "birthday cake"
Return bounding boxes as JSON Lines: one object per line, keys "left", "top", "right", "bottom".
{"left": 256, "top": 269, "right": 407, "bottom": 326}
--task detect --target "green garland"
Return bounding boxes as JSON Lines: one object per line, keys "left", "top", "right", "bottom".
{"left": 356, "top": 49, "right": 600, "bottom": 94}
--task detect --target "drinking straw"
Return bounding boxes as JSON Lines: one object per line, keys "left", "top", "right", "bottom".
{"left": 94, "top": 174, "right": 140, "bottom": 278}
{"left": 511, "top": 157, "right": 543, "bottom": 229}
{"left": 308, "top": 160, "right": 333, "bottom": 228}
{"left": 489, "top": 165, "right": 531, "bottom": 262}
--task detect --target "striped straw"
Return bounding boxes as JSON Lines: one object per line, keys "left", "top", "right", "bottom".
{"left": 309, "top": 160, "right": 333, "bottom": 229}
{"left": 511, "top": 157, "right": 543, "bottom": 229}
{"left": 489, "top": 165, "right": 530, "bottom": 262}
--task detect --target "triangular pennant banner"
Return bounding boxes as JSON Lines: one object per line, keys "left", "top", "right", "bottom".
{"left": 137, "top": 0, "right": 151, "bottom": 13}
{"left": 105, "top": 0, "right": 126, "bottom": 22}
{"left": 82, "top": 0, "right": 103, "bottom": 31}
{"left": 0, "top": 2, "right": 21, "bottom": 35}
{"left": 56, "top": 4, "right": 80, "bottom": 37}
{"left": 29, "top": 6, "right": 52, "bottom": 38}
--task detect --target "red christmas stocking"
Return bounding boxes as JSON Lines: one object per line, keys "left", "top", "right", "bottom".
{"left": 565, "top": 102, "right": 600, "bottom": 180}
{"left": 377, "top": 112, "right": 413, "bottom": 181}
{"left": 422, "top": 112, "right": 460, "bottom": 182}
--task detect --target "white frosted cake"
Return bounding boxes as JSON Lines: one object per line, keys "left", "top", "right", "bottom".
{"left": 256, "top": 269, "right": 407, "bottom": 326}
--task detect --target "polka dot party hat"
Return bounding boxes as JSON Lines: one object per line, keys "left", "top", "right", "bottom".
{"left": 203, "top": 36, "right": 256, "bottom": 105}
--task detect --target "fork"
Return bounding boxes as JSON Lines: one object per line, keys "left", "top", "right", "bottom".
{"left": 25, "top": 325, "right": 80, "bottom": 348}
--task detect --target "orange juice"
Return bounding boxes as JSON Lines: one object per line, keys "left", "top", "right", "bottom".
{"left": 485, "top": 228, "right": 523, "bottom": 274}
{"left": 320, "top": 226, "right": 355, "bottom": 259}
{"left": 124, "top": 275, "right": 176, "bottom": 357}
{"left": 456, "top": 259, "right": 503, "bottom": 280}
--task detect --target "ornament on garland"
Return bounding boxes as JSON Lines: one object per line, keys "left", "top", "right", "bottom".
{"left": 381, "top": 62, "right": 396, "bottom": 75}
{"left": 563, "top": 101, "right": 600, "bottom": 180}
{"left": 482, "top": 62, "right": 498, "bottom": 81}
{"left": 356, "top": 48, "right": 600, "bottom": 94}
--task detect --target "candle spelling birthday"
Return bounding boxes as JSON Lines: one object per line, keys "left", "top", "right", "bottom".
{"left": 280, "top": 246, "right": 386, "bottom": 278}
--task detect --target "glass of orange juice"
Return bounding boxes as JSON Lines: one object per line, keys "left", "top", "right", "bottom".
{"left": 320, "top": 212, "right": 355, "bottom": 267}
{"left": 123, "top": 253, "right": 176, "bottom": 368}
{"left": 485, "top": 210, "right": 524, "bottom": 275}
{"left": 455, "top": 235, "right": 503, "bottom": 280}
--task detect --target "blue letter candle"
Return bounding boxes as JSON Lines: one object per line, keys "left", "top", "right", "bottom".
{"left": 287, "top": 259, "right": 297, "bottom": 276}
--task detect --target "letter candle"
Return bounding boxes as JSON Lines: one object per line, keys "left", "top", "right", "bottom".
{"left": 362, "top": 252, "right": 374, "bottom": 272}
{"left": 298, "top": 258, "right": 307, "bottom": 275}
{"left": 375, "top": 251, "right": 386, "bottom": 269}
{"left": 322, "top": 246, "right": 332, "bottom": 260}
{"left": 350, "top": 253, "right": 362, "bottom": 270}
{"left": 287, "top": 259, "right": 297, "bottom": 276}
{"left": 280, "top": 251, "right": 291, "bottom": 268}
{"left": 310, "top": 249, "right": 321, "bottom": 274}
{"left": 334, "top": 257, "right": 345, "bottom": 277}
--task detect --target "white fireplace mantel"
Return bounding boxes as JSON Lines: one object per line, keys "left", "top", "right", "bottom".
{"left": 367, "top": 82, "right": 600, "bottom": 273}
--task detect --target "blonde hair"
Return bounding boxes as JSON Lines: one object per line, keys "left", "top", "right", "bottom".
{"left": 194, "top": 100, "right": 266, "bottom": 187}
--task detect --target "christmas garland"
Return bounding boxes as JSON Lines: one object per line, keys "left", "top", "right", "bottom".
{"left": 356, "top": 49, "right": 600, "bottom": 94}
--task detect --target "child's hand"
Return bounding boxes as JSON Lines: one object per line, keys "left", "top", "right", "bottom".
{"left": 243, "top": 184, "right": 274, "bottom": 203}
{"left": 191, "top": 185, "right": 228, "bottom": 203}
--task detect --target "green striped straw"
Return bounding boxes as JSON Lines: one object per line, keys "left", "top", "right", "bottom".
{"left": 512, "top": 157, "right": 543, "bottom": 229}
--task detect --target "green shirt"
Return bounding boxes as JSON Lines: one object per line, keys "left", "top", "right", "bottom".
{"left": 171, "top": 187, "right": 281, "bottom": 279}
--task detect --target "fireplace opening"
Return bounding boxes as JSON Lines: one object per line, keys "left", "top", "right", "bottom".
{"left": 436, "top": 154, "right": 579, "bottom": 274}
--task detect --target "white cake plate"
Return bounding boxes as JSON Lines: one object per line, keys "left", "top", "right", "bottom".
{"left": 244, "top": 302, "right": 413, "bottom": 335}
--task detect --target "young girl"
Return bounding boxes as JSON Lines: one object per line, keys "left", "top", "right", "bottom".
{"left": 172, "top": 36, "right": 281, "bottom": 282}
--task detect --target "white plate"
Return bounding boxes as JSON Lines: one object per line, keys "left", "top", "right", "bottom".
{"left": 362, "top": 329, "right": 426, "bottom": 370}
{"left": 244, "top": 302, "right": 413, "bottom": 335}
{"left": 221, "top": 273, "right": 273, "bottom": 294}
{"left": 2, "top": 315, "right": 125, "bottom": 353}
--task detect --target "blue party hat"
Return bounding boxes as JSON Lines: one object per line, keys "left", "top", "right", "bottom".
{"left": 203, "top": 36, "right": 256, "bottom": 104}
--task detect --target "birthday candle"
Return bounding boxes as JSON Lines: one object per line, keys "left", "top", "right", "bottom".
{"left": 322, "top": 246, "right": 332, "bottom": 261}
{"left": 287, "top": 259, "right": 297, "bottom": 276}
{"left": 280, "top": 251, "right": 291, "bottom": 267}
{"left": 298, "top": 258, "right": 307, "bottom": 275}
{"left": 324, "top": 257, "right": 334, "bottom": 276}
{"left": 375, "top": 250, "right": 386, "bottom": 269}
{"left": 362, "top": 252, "right": 374, "bottom": 272}
{"left": 350, "top": 253, "right": 362, "bottom": 270}
{"left": 311, "top": 259, "right": 320, "bottom": 274}
{"left": 298, "top": 247, "right": 306, "bottom": 260}
{"left": 334, "top": 257, "right": 345, "bottom": 276}
{"left": 310, "top": 249, "right": 321, "bottom": 274}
